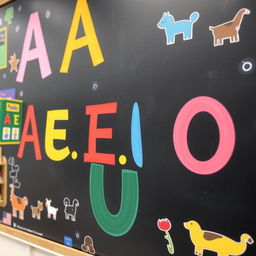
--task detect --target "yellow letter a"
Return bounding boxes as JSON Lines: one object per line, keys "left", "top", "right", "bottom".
{"left": 60, "top": 0, "right": 104, "bottom": 73}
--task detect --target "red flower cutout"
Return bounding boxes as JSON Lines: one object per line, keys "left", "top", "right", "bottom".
{"left": 157, "top": 218, "right": 171, "bottom": 231}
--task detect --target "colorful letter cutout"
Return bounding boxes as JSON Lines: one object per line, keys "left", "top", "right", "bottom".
{"left": 173, "top": 96, "right": 235, "bottom": 175}
{"left": 90, "top": 163, "right": 139, "bottom": 236}
{"left": 45, "top": 110, "right": 70, "bottom": 161}
{"left": 18, "top": 105, "right": 42, "bottom": 160}
{"left": 16, "top": 12, "right": 52, "bottom": 83}
{"left": 84, "top": 103, "right": 117, "bottom": 165}
{"left": 60, "top": 0, "right": 104, "bottom": 73}
{"left": 131, "top": 103, "right": 143, "bottom": 168}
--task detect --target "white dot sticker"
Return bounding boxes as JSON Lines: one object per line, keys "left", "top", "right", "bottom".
{"left": 242, "top": 61, "right": 253, "bottom": 72}
{"left": 238, "top": 57, "right": 256, "bottom": 75}
{"left": 46, "top": 9, "right": 51, "bottom": 18}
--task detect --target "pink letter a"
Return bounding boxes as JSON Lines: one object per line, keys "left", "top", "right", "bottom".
{"left": 17, "top": 12, "right": 52, "bottom": 83}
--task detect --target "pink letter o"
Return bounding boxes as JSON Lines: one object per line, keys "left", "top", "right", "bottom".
{"left": 173, "top": 96, "right": 235, "bottom": 175}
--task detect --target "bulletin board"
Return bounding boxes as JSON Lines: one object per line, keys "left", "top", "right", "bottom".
{"left": 0, "top": 0, "right": 256, "bottom": 255}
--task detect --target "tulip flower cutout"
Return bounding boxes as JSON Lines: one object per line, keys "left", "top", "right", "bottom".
{"left": 157, "top": 218, "right": 174, "bottom": 254}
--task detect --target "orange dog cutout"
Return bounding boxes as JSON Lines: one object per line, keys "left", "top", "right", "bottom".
{"left": 184, "top": 220, "right": 254, "bottom": 256}
{"left": 209, "top": 8, "right": 250, "bottom": 47}
{"left": 9, "top": 184, "right": 28, "bottom": 220}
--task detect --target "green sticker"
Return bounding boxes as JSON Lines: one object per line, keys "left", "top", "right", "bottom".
{"left": 4, "top": 7, "right": 14, "bottom": 25}
{"left": 0, "top": 27, "right": 7, "bottom": 69}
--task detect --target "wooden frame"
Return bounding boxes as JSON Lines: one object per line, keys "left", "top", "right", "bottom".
{"left": 0, "top": 224, "right": 91, "bottom": 256}
{"left": 0, "top": 147, "right": 7, "bottom": 207}
{"left": 0, "top": 0, "right": 14, "bottom": 7}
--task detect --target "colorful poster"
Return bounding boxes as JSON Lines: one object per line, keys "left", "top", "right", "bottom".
{"left": 0, "top": 88, "right": 16, "bottom": 99}
{"left": 0, "top": 99, "right": 23, "bottom": 144}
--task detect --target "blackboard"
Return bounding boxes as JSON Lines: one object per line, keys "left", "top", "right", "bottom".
{"left": 0, "top": 0, "right": 256, "bottom": 255}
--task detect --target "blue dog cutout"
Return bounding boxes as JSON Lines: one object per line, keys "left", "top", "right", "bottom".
{"left": 157, "top": 11, "right": 200, "bottom": 45}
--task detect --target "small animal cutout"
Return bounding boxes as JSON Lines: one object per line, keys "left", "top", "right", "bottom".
{"left": 31, "top": 200, "right": 44, "bottom": 220}
{"left": 81, "top": 236, "right": 96, "bottom": 255}
{"left": 209, "top": 8, "right": 250, "bottom": 47}
{"left": 184, "top": 220, "right": 254, "bottom": 256}
{"left": 63, "top": 197, "right": 79, "bottom": 222}
{"left": 8, "top": 157, "right": 21, "bottom": 189}
{"left": 45, "top": 198, "right": 58, "bottom": 220}
{"left": 157, "top": 11, "right": 199, "bottom": 45}
{"left": 9, "top": 53, "right": 20, "bottom": 73}
{"left": 9, "top": 184, "right": 28, "bottom": 220}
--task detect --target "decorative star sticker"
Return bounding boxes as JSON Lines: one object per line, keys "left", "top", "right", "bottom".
{"left": 9, "top": 53, "right": 20, "bottom": 73}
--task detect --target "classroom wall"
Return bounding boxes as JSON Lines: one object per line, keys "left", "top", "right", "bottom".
{"left": 0, "top": 233, "right": 61, "bottom": 256}
{"left": 1, "top": 0, "right": 256, "bottom": 255}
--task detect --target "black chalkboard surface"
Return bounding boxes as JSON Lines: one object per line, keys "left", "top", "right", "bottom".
{"left": 0, "top": 0, "right": 256, "bottom": 255}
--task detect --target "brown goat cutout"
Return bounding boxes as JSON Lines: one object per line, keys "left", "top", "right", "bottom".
{"left": 209, "top": 8, "right": 250, "bottom": 46}
{"left": 31, "top": 200, "right": 44, "bottom": 220}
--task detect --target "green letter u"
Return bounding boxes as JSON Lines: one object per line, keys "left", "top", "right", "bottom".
{"left": 89, "top": 163, "right": 139, "bottom": 236}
